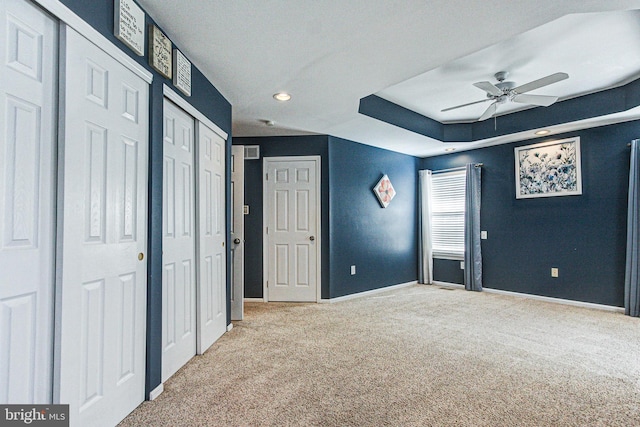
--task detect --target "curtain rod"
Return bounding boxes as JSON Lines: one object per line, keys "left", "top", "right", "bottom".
{"left": 431, "top": 163, "right": 483, "bottom": 174}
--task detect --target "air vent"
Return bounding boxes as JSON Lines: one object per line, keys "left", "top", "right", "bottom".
{"left": 244, "top": 145, "right": 260, "bottom": 160}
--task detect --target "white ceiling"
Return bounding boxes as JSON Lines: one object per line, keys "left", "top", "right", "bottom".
{"left": 136, "top": 0, "right": 640, "bottom": 157}
{"left": 378, "top": 10, "right": 640, "bottom": 123}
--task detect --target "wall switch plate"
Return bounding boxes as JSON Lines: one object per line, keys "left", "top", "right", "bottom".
{"left": 460, "top": 261, "right": 465, "bottom": 270}
{"left": 243, "top": 205, "right": 249, "bottom": 215}
{"left": 551, "top": 267, "right": 559, "bottom": 278}
{"left": 351, "top": 265, "right": 356, "bottom": 275}
{"left": 481, "top": 230, "right": 488, "bottom": 239}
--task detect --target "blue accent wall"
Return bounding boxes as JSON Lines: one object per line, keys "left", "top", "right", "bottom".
{"left": 328, "top": 137, "right": 419, "bottom": 298}
{"left": 421, "top": 121, "right": 637, "bottom": 307}
{"left": 234, "top": 136, "right": 420, "bottom": 300}
{"left": 59, "top": 0, "right": 232, "bottom": 397}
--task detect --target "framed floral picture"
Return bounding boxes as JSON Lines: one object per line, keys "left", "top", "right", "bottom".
{"left": 514, "top": 137, "right": 582, "bottom": 199}
{"left": 373, "top": 174, "right": 396, "bottom": 208}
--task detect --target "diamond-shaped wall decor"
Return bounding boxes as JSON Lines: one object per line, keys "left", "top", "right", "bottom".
{"left": 373, "top": 174, "right": 396, "bottom": 208}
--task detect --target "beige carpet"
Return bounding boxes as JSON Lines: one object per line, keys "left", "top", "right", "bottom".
{"left": 120, "top": 285, "right": 640, "bottom": 426}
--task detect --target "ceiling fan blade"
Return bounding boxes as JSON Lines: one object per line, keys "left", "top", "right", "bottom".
{"left": 441, "top": 98, "right": 492, "bottom": 112}
{"left": 478, "top": 102, "right": 497, "bottom": 121}
{"left": 513, "top": 72, "right": 568, "bottom": 94}
{"left": 512, "top": 94, "right": 558, "bottom": 107}
{"left": 473, "top": 81, "right": 503, "bottom": 96}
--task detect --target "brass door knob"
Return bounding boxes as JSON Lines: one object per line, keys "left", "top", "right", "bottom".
{"left": 309, "top": 236, "right": 315, "bottom": 241}
{"left": 138, "top": 253, "right": 144, "bottom": 261}
{"left": 234, "top": 238, "right": 241, "bottom": 244}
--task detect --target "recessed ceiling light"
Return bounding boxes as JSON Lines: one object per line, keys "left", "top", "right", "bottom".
{"left": 265, "top": 120, "right": 275, "bottom": 127}
{"left": 445, "top": 147, "right": 456, "bottom": 152}
{"left": 273, "top": 92, "right": 291, "bottom": 102}
{"left": 535, "top": 129, "right": 550, "bottom": 135}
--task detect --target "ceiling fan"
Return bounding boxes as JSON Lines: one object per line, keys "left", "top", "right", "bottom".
{"left": 441, "top": 71, "right": 569, "bottom": 121}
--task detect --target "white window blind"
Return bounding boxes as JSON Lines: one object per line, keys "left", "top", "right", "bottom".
{"left": 431, "top": 169, "right": 466, "bottom": 259}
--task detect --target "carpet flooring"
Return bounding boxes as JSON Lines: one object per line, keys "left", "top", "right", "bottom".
{"left": 119, "top": 284, "right": 640, "bottom": 426}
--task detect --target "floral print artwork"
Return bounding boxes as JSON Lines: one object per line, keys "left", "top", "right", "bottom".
{"left": 515, "top": 138, "right": 582, "bottom": 199}
{"left": 374, "top": 174, "right": 396, "bottom": 207}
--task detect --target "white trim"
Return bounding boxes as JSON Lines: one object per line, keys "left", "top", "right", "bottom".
{"left": 483, "top": 287, "right": 625, "bottom": 313}
{"left": 148, "top": 384, "right": 164, "bottom": 401}
{"left": 244, "top": 298, "right": 265, "bottom": 302}
{"left": 432, "top": 281, "right": 465, "bottom": 289}
{"left": 34, "top": 0, "right": 153, "bottom": 83}
{"left": 163, "top": 85, "right": 228, "bottom": 140}
{"left": 226, "top": 323, "right": 233, "bottom": 332}
{"left": 263, "top": 156, "right": 322, "bottom": 303}
{"left": 319, "top": 281, "right": 418, "bottom": 303}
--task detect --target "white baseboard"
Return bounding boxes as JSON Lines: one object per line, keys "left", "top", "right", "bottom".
{"left": 149, "top": 383, "right": 164, "bottom": 401}
{"left": 483, "top": 287, "right": 625, "bottom": 313}
{"left": 244, "top": 298, "right": 265, "bottom": 302}
{"left": 227, "top": 323, "right": 233, "bottom": 332}
{"left": 430, "top": 281, "right": 623, "bottom": 313}
{"left": 432, "top": 281, "right": 464, "bottom": 289}
{"left": 319, "top": 281, "right": 418, "bottom": 303}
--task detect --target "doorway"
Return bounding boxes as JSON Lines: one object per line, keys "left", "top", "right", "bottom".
{"left": 263, "top": 156, "right": 321, "bottom": 302}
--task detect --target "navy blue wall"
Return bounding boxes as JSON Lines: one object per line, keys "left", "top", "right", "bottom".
{"left": 328, "top": 137, "right": 419, "bottom": 298}
{"left": 421, "top": 121, "right": 637, "bottom": 307}
{"left": 59, "top": 0, "right": 232, "bottom": 397}
{"left": 234, "top": 136, "right": 420, "bottom": 300}
{"left": 233, "top": 136, "right": 330, "bottom": 298}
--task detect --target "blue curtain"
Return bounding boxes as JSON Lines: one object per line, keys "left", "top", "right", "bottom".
{"left": 625, "top": 139, "right": 640, "bottom": 317}
{"left": 418, "top": 170, "right": 434, "bottom": 284}
{"left": 464, "top": 164, "right": 482, "bottom": 291}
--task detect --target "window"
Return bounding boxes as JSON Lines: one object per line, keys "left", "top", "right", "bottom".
{"left": 431, "top": 169, "right": 466, "bottom": 259}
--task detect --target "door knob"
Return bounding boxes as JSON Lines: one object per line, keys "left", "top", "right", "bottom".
{"left": 138, "top": 252, "right": 144, "bottom": 261}
{"left": 309, "top": 236, "right": 315, "bottom": 241}
{"left": 234, "top": 238, "right": 241, "bottom": 244}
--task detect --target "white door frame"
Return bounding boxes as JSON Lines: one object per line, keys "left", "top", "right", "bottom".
{"left": 230, "top": 146, "right": 245, "bottom": 320}
{"left": 262, "top": 156, "right": 321, "bottom": 303}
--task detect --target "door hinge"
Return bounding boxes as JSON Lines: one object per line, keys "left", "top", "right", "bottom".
{"left": 266, "top": 227, "right": 269, "bottom": 234}
{"left": 265, "top": 173, "right": 268, "bottom": 180}
{"left": 266, "top": 281, "right": 269, "bottom": 288}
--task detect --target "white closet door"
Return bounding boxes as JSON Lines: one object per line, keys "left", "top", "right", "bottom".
{"left": 162, "top": 99, "right": 196, "bottom": 381}
{"left": 0, "top": 0, "right": 57, "bottom": 404}
{"left": 196, "top": 122, "right": 226, "bottom": 353}
{"left": 56, "top": 25, "right": 149, "bottom": 427}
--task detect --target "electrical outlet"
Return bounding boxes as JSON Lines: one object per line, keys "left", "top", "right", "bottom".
{"left": 460, "top": 261, "right": 465, "bottom": 270}
{"left": 351, "top": 265, "right": 356, "bottom": 275}
{"left": 481, "top": 230, "right": 488, "bottom": 239}
{"left": 551, "top": 267, "right": 559, "bottom": 278}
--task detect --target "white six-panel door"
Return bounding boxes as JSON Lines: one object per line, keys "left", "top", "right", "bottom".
{"left": 264, "top": 157, "right": 320, "bottom": 302}
{"left": 162, "top": 99, "right": 197, "bottom": 381}
{"left": 56, "top": 25, "right": 149, "bottom": 427}
{"left": 196, "top": 122, "right": 226, "bottom": 353}
{"left": 230, "top": 145, "right": 244, "bottom": 321}
{"left": 0, "top": 0, "right": 57, "bottom": 404}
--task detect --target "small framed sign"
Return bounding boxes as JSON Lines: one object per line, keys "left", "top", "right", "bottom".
{"left": 114, "top": 0, "right": 145, "bottom": 56}
{"left": 149, "top": 25, "right": 172, "bottom": 79}
{"left": 173, "top": 49, "right": 192, "bottom": 96}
